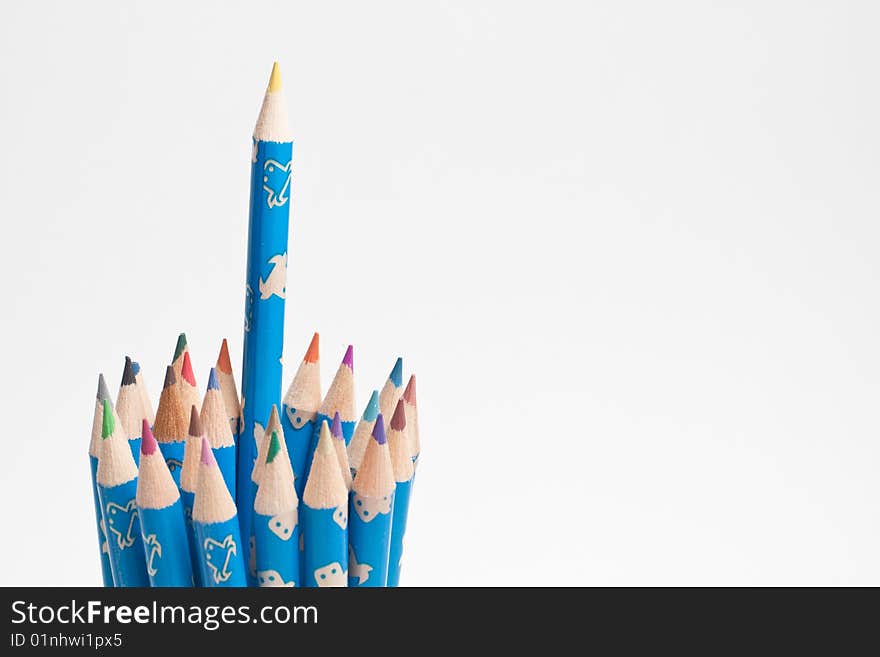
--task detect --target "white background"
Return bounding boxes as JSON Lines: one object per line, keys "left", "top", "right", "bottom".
{"left": 0, "top": 1, "right": 877, "bottom": 586}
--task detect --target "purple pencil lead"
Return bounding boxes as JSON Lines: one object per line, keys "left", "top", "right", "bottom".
{"left": 342, "top": 345, "right": 354, "bottom": 371}
{"left": 372, "top": 414, "right": 387, "bottom": 445}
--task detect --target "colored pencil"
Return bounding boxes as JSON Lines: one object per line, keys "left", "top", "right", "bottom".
{"left": 193, "top": 436, "right": 247, "bottom": 587}
{"left": 136, "top": 420, "right": 193, "bottom": 586}
{"left": 378, "top": 357, "right": 404, "bottom": 420}
{"left": 96, "top": 399, "right": 150, "bottom": 587}
{"left": 251, "top": 405, "right": 293, "bottom": 489}
{"left": 201, "top": 367, "right": 236, "bottom": 499}
{"left": 330, "top": 412, "right": 353, "bottom": 490}
{"left": 402, "top": 374, "right": 420, "bottom": 465}
{"left": 302, "top": 345, "right": 355, "bottom": 488}
{"left": 253, "top": 427, "right": 300, "bottom": 587}
{"left": 386, "top": 399, "right": 415, "bottom": 587}
{"left": 215, "top": 338, "right": 242, "bottom": 450}
{"left": 348, "top": 414, "right": 395, "bottom": 587}
{"left": 89, "top": 373, "right": 114, "bottom": 586}
{"left": 239, "top": 62, "right": 293, "bottom": 569}
{"left": 152, "top": 366, "right": 188, "bottom": 487}
{"left": 247, "top": 405, "right": 290, "bottom": 584}
{"left": 347, "top": 389, "right": 380, "bottom": 478}
{"left": 116, "top": 356, "right": 144, "bottom": 463}
{"left": 180, "top": 405, "right": 205, "bottom": 585}
{"left": 130, "top": 360, "right": 155, "bottom": 426}
{"left": 180, "top": 350, "right": 201, "bottom": 416}
{"left": 171, "top": 333, "right": 189, "bottom": 381}
{"left": 281, "top": 332, "right": 321, "bottom": 500}
{"left": 302, "top": 420, "right": 349, "bottom": 587}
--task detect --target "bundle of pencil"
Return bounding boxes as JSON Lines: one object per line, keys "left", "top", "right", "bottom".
{"left": 88, "top": 64, "right": 421, "bottom": 588}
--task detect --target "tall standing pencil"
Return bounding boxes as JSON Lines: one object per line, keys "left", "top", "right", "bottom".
{"left": 301, "top": 420, "right": 349, "bottom": 587}
{"left": 347, "top": 389, "right": 380, "bottom": 478}
{"left": 239, "top": 62, "right": 293, "bottom": 569}
{"left": 281, "top": 332, "right": 321, "bottom": 500}
{"left": 378, "top": 357, "right": 404, "bottom": 420}
{"left": 215, "top": 339, "right": 242, "bottom": 450}
{"left": 96, "top": 399, "right": 150, "bottom": 587}
{"left": 153, "top": 366, "right": 188, "bottom": 487}
{"left": 89, "top": 373, "right": 114, "bottom": 586}
{"left": 116, "top": 357, "right": 145, "bottom": 463}
{"left": 193, "top": 436, "right": 247, "bottom": 587}
{"left": 386, "top": 399, "right": 415, "bottom": 586}
{"left": 348, "top": 414, "right": 395, "bottom": 587}
{"left": 136, "top": 420, "right": 193, "bottom": 586}
{"left": 402, "top": 374, "right": 420, "bottom": 465}
{"left": 131, "top": 360, "right": 155, "bottom": 426}
{"left": 253, "top": 429, "right": 300, "bottom": 587}
{"left": 201, "top": 368, "right": 236, "bottom": 498}
{"left": 180, "top": 405, "right": 205, "bottom": 585}
{"left": 303, "top": 345, "right": 355, "bottom": 487}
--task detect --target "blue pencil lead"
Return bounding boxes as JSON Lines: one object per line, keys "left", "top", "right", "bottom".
{"left": 131, "top": 360, "right": 142, "bottom": 376}
{"left": 389, "top": 358, "right": 403, "bottom": 387}
{"left": 207, "top": 367, "right": 220, "bottom": 391}
{"left": 363, "top": 390, "right": 380, "bottom": 422}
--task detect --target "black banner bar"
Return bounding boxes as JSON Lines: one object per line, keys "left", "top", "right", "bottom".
{"left": 0, "top": 587, "right": 875, "bottom": 650}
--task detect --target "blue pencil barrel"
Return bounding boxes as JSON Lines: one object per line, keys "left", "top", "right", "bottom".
{"left": 239, "top": 137, "right": 292, "bottom": 567}
{"left": 194, "top": 517, "right": 248, "bottom": 587}
{"left": 128, "top": 438, "right": 142, "bottom": 465}
{"left": 158, "top": 442, "right": 185, "bottom": 488}
{"left": 98, "top": 479, "right": 150, "bottom": 587}
{"left": 348, "top": 490, "right": 395, "bottom": 587}
{"left": 214, "top": 445, "right": 236, "bottom": 502}
{"left": 253, "top": 510, "right": 300, "bottom": 586}
{"left": 386, "top": 478, "right": 413, "bottom": 587}
{"left": 301, "top": 504, "right": 348, "bottom": 587}
{"left": 179, "top": 489, "right": 202, "bottom": 586}
{"left": 139, "top": 502, "right": 193, "bottom": 587}
{"left": 89, "top": 456, "right": 114, "bottom": 586}
{"left": 281, "top": 407, "right": 314, "bottom": 500}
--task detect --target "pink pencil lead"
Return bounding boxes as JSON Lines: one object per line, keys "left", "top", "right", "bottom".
{"left": 200, "top": 436, "right": 216, "bottom": 466}
{"left": 141, "top": 420, "right": 158, "bottom": 455}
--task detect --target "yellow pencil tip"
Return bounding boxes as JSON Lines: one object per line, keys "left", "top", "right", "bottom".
{"left": 268, "top": 62, "right": 282, "bottom": 92}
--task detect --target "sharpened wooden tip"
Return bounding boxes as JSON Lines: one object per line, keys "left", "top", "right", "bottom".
{"left": 268, "top": 404, "right": 282, "bottom": 433}
{"left": 268, "top": 62, "right": 282, "bottom": 92}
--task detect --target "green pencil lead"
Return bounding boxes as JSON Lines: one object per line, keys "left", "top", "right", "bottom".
{"left": 266, "top": 431, "right": 281, "bottom": 463}
{"left": 173, "top": 333, "right": 188, "bottom": 362}
{"left": 101, "top": 399, "right": 115, "bottom": 439}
